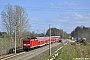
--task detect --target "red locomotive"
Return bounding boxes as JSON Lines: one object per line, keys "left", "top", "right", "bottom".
{"left": 23, "top": 37, "right": 38, "bottom": 50}
{"left": 23, "top": 36, "right": 61, "bottom": 51}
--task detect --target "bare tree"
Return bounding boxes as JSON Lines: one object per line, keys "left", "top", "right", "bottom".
{"left": 14, "top": 5, "right": 30, "bottom": 47}
{"left": 1, "top": 4, "right": 14, "bottom": 48}
{"left": 1, "top": 4, "right": 30, "bottom": 49}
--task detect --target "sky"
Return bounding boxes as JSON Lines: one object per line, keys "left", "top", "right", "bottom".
{"left": 0, "top": 0, "right": 90, "bottom": 34}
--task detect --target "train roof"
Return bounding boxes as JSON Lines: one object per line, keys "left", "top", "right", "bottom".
{"left": 37, "top": 36, "right": 60, "bottom": 39}
{"left": 23, "top": 37, "right": 37, "bottom": 40}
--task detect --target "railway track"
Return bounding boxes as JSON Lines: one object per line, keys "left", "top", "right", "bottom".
{"left": 0, "top": 52, "right": 26, "bottom": 60}
{"left": 0, "top": 42, "right": 62, "bottom": 60}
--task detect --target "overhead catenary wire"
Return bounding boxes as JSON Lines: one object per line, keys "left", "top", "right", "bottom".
{"left": 27, "top": 7, "right": 90, "bottom": 11}
{"left": 29, "top": 21, "right": 52, "bottom": 34}
{"left": 29, "top": 21, "right": 49, "bottom": 25}
{"left": 0, "top": 5, "right": 89, "bottom": 12}
{"left": 23, "top": 6, "right": 89, "bottom": 12}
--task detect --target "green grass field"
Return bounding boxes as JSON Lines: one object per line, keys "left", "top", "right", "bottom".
{"left": 56, "top": 45, "right": 90, "bottom": 60}
{"left": 0, "top": 38, "right": 9, "bottom": 50}
{"left": 41, "top": 44, "right": 90, "bottom": 60}
{"left": 0, "top": 38, "right": 10, "bottom": 55}
{"left": 0, "top": 38, "right": 8, "bottom": 46}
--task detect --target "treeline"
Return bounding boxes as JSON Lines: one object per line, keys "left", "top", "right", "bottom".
{"left": 71, "top": 26, "right": 90, "bottom": 40}
{"left": 0, "top": 27, "right": 69, "bottom": 39}
{"left": 28, "top": 28, "right": 69, "bottom": 39}
{"left": 46, "top": 28, "right": 69, "bottom": 38}
{"left": 0, "top": 32, "right": 7, "bottom": 38}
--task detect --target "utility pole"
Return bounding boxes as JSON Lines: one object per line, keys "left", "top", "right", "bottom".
{"left": 44, "top": 29, "right": 45, "bottom": 37}
{"left": 62, "top": 29, "right": 64, "bottom": 39}
{"left": 37, "top": 30, "right": 38, "bottom": 37}
{"left": 15, "top": 25, "right": 16, "bottom": 54}
{"left": 49, "top": 24, "right": 51, "bottom": 56}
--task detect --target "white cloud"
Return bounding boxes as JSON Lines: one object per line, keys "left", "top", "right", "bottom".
{"left": 49, "top": 2, "right": 80, "bottom": 7}
{"left": 64, "top": 2, "right": 69, "bottom": 5}
{"left": 64, "top": 16, "right": 70, "bottom": 19}
{"left": 50, "top": 3, "right": 54, "bottom": 6}
{"left": 73, "top": 13, "right": 90, "bottom": 21}
{"left": 59, "top": 3, "right": 62, "bottom": 6}
{"left": 31, "top": 18, "right": 38, "bottom": 21}
{"left": 54, "top": 25, "right": 64, "bottom": 29}
{"left": 58, "top": 13, "right": 90, "bottom": 25}
{"left": 76, "top": 21, "right": 88, "bottom": 24}
{"left": 60, "top": 13, "right": 90, "bottom": 21}
{"left": 58, "top": 20, "right": 67, "bottom": 22}
{"left": 68, "top": 22, "right": 73, "bottom": 24}
{"left": 60, "top": 2, "right": 80, "bottom": 6}
{"left": 30, "top": 18, "right": 44, "bottom": 22}
{"left": 66, "top": 2, "right": 79, "bottom": 6}
{"left": 74, "top": 13, "right": 83, "bottom": 18}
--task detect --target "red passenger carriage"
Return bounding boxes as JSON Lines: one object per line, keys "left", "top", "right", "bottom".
{"left": 37, "top": 37, "right": 45, "bottom": 47}
{"left": 23, "top": 36, "right": 61, "bottom": 51}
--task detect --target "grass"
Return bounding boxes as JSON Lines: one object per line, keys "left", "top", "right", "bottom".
{"left": 40, "top": 47, "right": 62, "bottom": 60}
{"left": 41, "top": 43, "right": 90, "bottom": 60}
{"left": 56, "top": 45, "right": 80, "bottom": 60}
{"left": 40, "top": 55, "right": 50, "bottom": 60}
{"left": 40, "top": 51, "right": 57, "bottom": 60}
{"left": 0, "top": 38, "right": 9, "bottom": 53}
{"left": 55, "top": 45, "right": 90, "bottom": 60}
{"left": 0, "top": 38, "right": 8, "bottom": 47}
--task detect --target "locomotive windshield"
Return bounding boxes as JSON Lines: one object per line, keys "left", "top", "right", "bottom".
{"left": 26, "top": 37, "right": 37, "bottom": 40}
{"left": 31, "top": 37, "right": 37, "bottom": 39}
{"left": 23, "top": 41, "right": 30, "bottom": 44}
